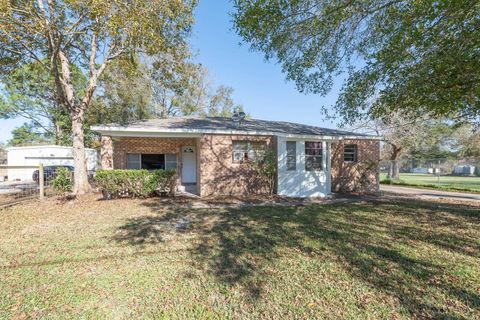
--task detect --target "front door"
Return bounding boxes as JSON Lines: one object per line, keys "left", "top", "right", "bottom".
{"left": 181, "top": 146, "right": 197, "bottom": 183}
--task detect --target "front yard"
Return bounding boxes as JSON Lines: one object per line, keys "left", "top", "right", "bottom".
{"left": 1, "top": 196, "right": 479, "bottom": 319}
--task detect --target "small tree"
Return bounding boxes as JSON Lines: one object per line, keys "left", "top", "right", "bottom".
{"left": 52, "top": 167, "right": 73, "bottom": 194}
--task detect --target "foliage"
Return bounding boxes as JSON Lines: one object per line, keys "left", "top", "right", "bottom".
{"left": 205, "top": 85, "right": 245, "bottom": 117}
{"left": 0, "top": 0, "right": 197, "bottom": 194}
{"left": 52, "top": 167, "right": 73, "bottom": 194}
{"left": 95, "top": 169, "right": 177, "bottom": 199}
{"left": 252, "top": 149, "right": 276, "bottom": 194}
{"left": 88, "top": 59, "right": 153, "bottom": 125}
{"left": 453, "top": 125, "right": 480, "bottom": 158}
{"left": 0, "top": 61, "right": 86, "bottom": 144}
{"left": 233, "top": 0, "right": 480, "bottom": 124}
{"left": 8, "top": 123, "right": 50, "bottom": 146}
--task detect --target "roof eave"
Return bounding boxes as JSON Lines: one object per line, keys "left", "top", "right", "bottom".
{"left": 90, "top": 125, "right": 382, "bottom": 141}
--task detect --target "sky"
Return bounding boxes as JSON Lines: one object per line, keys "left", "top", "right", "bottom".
{"left": 0, "top": 0, "right": 342, "bottom": 143}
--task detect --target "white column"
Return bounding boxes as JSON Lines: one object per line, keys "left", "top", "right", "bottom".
{"left": 325, "top": 142, "right": 332, "bottom": 194}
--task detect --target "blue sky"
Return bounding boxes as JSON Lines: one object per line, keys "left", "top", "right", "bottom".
{"left": 0, "top": 0, "right": 342, "bottom": 143}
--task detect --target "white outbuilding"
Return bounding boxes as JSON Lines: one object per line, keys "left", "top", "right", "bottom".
{"left": 6, "top": 145, "right": 100, "bottom": 181}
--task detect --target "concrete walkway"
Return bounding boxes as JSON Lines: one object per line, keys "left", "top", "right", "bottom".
{"left": 381, "top": 185, "right": 480, "bottom": 202}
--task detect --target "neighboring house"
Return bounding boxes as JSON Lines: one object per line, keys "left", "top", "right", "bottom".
{"left": 91, "top": 117, "right": 381, "bottom": 198}
{"left": 6, "top": 145, "right": 100, "bottom": 181}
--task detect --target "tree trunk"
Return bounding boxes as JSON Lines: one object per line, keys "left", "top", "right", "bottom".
{"left": 71, "top": 110, "right": 91, "bottom": 195}
{"left": 387, "top": 146, "right": 402, "bottom": 180}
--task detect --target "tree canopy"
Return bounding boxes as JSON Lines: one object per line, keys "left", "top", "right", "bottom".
{"left": 233, "top": 0, "right": 480, "bottom": 124}
{"left": 0, "top": 0, "right": 197, "bottom": 194}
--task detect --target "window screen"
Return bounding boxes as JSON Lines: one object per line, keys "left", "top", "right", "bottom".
{"left": 344, "top": 144, "right": 358, "bottom": 162}
{"left": 232, "top": 141, "right": 266, "bottom": 162}
{"left": 286, "top": 141, "right": 296, "bottom": 171}
{"left": 127, "top": 154, "right": 141, "bottom": 169}
{"left": 165, "top": 154, "right": 177, "bottom": 170}
{"left": 305, "top": 142, "right": 323, "bottom": 171}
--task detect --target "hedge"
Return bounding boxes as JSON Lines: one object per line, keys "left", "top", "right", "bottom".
{"left": 95, "top": 169, "right": 177, "bottom": 199}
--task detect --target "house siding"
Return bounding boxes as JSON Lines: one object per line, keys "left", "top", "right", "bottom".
{"left": 199, "top": 134, "right": 275, "bottom": 197}
{"left": 331, "top": 139, "right": 380, "bottom": 193}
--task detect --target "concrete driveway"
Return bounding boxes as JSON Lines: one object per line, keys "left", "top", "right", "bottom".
{"left": 381, "top": 185, "right": 480, "bottom": 202}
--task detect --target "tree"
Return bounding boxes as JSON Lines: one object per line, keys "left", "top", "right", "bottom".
{"left": 88, "top": 59, "right": 153, "bottom": 125}
{"left": 149, "top": 58, "right": 208, "bottom": 118}
{"left": 353, "top": 113, "right": 429, "bottom": 179}
{"left": 205, "top": 85, "right": 244, "bottom": 117}
{"left": 453, "top": 125, "right": 480, "bottom": 158}
{"left": 8, "top": 122, "right": 50, "bottom": 146}
{"left": 233, "top": 0, "right": 480, "bottom": 124}
{"left": 0, "top": 61, "right": 86, "bottom": 144}
{"left": 0, "top": 0, "right": 196, "bottom": 194}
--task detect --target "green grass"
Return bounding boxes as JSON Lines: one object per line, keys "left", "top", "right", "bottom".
{"left": 1, "top": 196, "right": 479, "bottom": 319}
{"left": 380, "top": 173, "right": 480, "bottom": 193}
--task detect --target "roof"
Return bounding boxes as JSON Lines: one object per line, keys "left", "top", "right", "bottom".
{"left": 91, "top": 117, "right": 381, "bottom": 140}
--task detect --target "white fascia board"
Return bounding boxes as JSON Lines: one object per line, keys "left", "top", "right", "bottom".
{"left": 90, "top": 125, "right": 383, "bottom": 141}
{"left": 6, "top": 145, "right": 98, "bottom": 151}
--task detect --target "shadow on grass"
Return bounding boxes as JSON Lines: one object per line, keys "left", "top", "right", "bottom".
{"left": 112, "top": 198, "right": 480, "bottom": 318}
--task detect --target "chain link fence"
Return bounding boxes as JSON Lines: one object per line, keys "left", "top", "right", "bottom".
{"left": 379, "top": 158, "right": 480, "bottom": 192}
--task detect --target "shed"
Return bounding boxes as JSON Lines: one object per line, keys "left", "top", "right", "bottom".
{"left": 6, "top": 145, "right": 99, "bottom": 181}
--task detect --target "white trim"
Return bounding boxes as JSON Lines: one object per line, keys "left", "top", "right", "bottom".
{"left": 6, "top": 145, "right": 98, "bottom": 151}
{"left": 90, "top": 125, "right": 382, "bottom": 141}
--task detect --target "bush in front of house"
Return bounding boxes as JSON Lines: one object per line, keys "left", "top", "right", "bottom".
{"left": 95, "top": 169, "right": 177, "bottom": 199}
{"left": 52, "top": 167, "right": 73, "bottom": 194}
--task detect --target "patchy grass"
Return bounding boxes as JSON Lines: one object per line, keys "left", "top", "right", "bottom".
{"left": 1, "top": 196, "right": 479, "bottom": 319}
{"left": 380, "top": 173, "right": 480, "bottom": 193}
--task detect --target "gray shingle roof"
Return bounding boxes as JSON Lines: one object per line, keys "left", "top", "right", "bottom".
{"left": 95, "top": 116, "right": 376, "bottom": 138}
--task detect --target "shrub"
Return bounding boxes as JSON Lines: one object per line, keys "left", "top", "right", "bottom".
{"left": 52, "top": 167, "right": 73, "bottom": 194}
{"left": 252, "top": 150, "right": 277, "bottom": 194}
{"left": 95, "top": 169, "right": 177, "bottom": 199}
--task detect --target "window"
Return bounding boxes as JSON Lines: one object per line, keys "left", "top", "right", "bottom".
{"left": 232, "top": 141, "right": 266, "bottom": 162}
{"left": 165, "top": 154, "right": 177, "bottom": 170}
{"left": 127, "top": 154, "right": 141, "bottom": 169}
{"left": 126, "top": 153, "right": 177, "bottom": 170}
{"left": 286, "top": 141, "right": 296, "bottom": 171}
{"left": 305, "top": 141, "right": 323, "bottom": 171}
{"left": 344, "top": 144, "right": 357, "bottom": 162}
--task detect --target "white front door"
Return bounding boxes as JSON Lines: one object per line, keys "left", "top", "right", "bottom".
{"left": 181, "top": 146, "right": 197, "bottom": 183}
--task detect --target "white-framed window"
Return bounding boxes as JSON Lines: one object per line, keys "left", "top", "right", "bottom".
{"left": 305, "top": 141, "right": 323, "bottom": 171}
{"left": 126, "top": 153, "right": 177, "bottom": 170}
{"left": 286, "top": 141, "right": 296, "bottom": 171}
{"left": 127, "top": 153, "right": 141, "bottom": 169}
{"left": 343, "top": 144, "right": 358, "bottom": 162}
{"left": 165, "top": 154, "right": 178, "bottom": 170}
{"left": 232, "top": 141, "right": 266, "bottom": 163}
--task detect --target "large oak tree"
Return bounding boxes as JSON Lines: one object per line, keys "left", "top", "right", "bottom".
{"left": 0, "top": 0, "right": 196, "bottom": 194}
{"left": 233, "top": 0, "right": 480, "bottom": 124}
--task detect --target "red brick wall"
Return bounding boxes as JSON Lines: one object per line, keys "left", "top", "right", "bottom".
{"left": 111, "top": 137, "right": 196, "bottom": 172}
{"left": 199, "top": 134, "right": 275, "bottom": 197}
{"left": 331, "top": 140, "right": 380, "bottom": 193}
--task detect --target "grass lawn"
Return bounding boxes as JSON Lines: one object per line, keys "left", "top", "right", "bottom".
{"left": 380, "top": 173, "right": 480, "bottom": 193}
{"left": 1, "top": 196, "right": 479, "bottom": 319}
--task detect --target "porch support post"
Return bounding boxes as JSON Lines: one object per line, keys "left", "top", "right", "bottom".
{"left": 323, "top": 141, "right": 332, "bottom": 195}
{"left": 101, "top": 136, "right": 114, "bottom": 170}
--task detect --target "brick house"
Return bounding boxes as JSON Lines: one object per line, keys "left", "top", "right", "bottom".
{"left": 91, "top": 117, "right": 381, "bottom": 197}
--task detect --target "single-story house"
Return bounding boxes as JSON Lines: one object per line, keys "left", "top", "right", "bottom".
{"left": 6, "top": 145, "right": 100, "bottom": 181}
{"left": 91, "top": 117, "right": 382, "bottom": 198}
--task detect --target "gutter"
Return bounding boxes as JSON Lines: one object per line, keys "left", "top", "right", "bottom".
{"left": 90, "top": 125, "right": 383, "bottom": 141}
